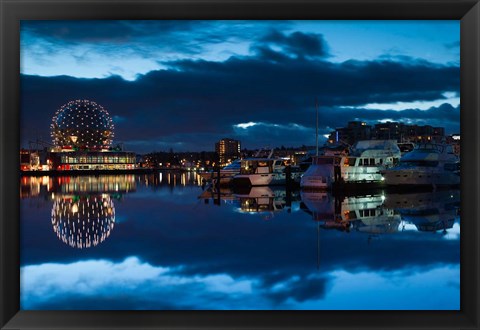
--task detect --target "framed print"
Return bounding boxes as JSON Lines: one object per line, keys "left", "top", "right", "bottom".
{"left": 1, "top": 0, "right": 479, "bottom": 329}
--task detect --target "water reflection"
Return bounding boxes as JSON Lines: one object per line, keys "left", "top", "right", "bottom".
{"left": 384, "top": 190, "right": 459, "bottom": 233}
{"left": 20, "top": 174, "right": 460, "bottom": 310}
{"left": 51, "top": 194, "right": 115, "bottom": 249}
{"left": 137, "top": 171, "right": 202, "bottom": 189}
{"left": 200, "top": 185, "right": 460, "bottom": 235}
{"left": 20, "top": 174, "right": 136, "bottom": 198}
{"left": 301, "top": 191, "right": 400, "bottom": 233}
{"left": 300, "top": 189, "right": 459, "bottom": 235}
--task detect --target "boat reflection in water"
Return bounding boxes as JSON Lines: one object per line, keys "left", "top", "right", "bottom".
{"left": 235, "top": 187, "right": 289, "bottom": 213}
{"left": 301, "top": 189, "right": 459, "bottom": 234}
{"left": 384, "top": 190, "right": 459, "bottom": 233}
{"left": 199, "top": 185, "right": 301, "bottom": 216}
{"left": 301, "top": 191, "right": 400, "bottom": 233}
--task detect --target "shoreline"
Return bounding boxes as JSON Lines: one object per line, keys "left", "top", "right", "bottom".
{"left": 19, "top": 168, "right": 192, "bottom": 177}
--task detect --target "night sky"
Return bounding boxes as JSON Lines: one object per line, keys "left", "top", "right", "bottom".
{"left": 20, "top": 20, "right": 460, "bottom": 154}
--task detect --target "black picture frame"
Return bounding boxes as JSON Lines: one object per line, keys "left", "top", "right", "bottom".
{"left": 1, "top": 0, "right": 479, "bottom": 329}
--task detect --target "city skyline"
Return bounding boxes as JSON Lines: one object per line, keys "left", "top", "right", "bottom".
{"left": 21, "top": 20, "right": 460, "bottom": 153}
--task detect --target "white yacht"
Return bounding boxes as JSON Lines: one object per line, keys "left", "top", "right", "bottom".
{"left": 198, "top": 159, "right": 242, "bottom": 185}
{"left": 382, "top": 142, "right": 460, "bottom": 187}
{"left": 300, "top": 140, "right": 401, "bottom": 189}
{"left": 232, "top": 158, "right": 302, "bottom": 186}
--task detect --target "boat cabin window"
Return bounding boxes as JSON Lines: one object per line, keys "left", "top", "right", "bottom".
{"left": 344, "top": 158, "right": 356, "bottom": 166}
{"left": 359, "top": 158, "right": 376, "bottom": 166}
{"left": 274, "top": 160, "right": 283, "bottom": 166}
{"left": 359, "top": 209, "right": 376, "bottom": 217}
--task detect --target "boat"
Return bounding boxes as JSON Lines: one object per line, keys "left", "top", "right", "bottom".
{"left": 197, "top": 159, "right": 242, "bottom": 186}
{"left": 300, "top": 140, "right": 401, "bottom": 189}
{"left": 232, "top": 158, "right": 303, "bottom": 186}
{"left": 381, "top": 142, "right": 460, "bottom": 187}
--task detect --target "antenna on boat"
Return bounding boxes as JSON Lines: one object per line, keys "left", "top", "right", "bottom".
{"left": 315, "top": 97, "right": 319, "bottom": 157}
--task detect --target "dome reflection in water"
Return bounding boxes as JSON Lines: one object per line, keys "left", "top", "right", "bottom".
{"left": 51, "top": 194, "right": 115, "bottom": 249}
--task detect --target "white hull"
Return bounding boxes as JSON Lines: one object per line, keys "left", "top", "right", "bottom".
{"left": 300, "top": 175, "right": 328, "bottom": 189}
{"left": 300, "top": 164, "right": 386, "bottom": 189}
{"left": 199, "top": 160, "right": 241, "bottom": 185}
{"left": 300, "top": 140, "right": 400, "bottom": 189}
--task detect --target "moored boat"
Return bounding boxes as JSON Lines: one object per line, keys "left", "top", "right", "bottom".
{"left": 381, "top": 142, "right": 460, "bottom": 187}
{"left": 232, "top": 158, "right": 302, "bottom": 186}
{"left": 198, "top": 159, "right": 242, "bottom": 186}
{"left": 300, "top": 140, "right": 401, "bottom": 189}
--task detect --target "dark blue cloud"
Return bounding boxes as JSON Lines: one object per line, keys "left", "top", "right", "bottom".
{"left": 21, "top": 37, "right": 459, "bottom": 152}
{"left": 255, "top": 30, "right": 329, "bottom": 59}
{"left": 21, "top": 20, "right": 208, "bottom": 43}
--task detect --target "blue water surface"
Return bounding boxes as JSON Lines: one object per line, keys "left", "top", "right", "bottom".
{"left": 19, "top": 173, "right": 460, "bottom": 310}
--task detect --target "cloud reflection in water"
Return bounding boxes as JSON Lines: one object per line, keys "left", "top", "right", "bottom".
{"left": 21, "top": 257, "right": 459, "bottom": 310}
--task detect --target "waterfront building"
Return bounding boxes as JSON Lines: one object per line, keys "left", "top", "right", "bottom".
{"left": 328, "top": 121, "right": 446, "bottom": 146}
{"left": 374, "top": 122, "right": 445, "bottom": 143}
{"left": 48, "top": 150, "right": 136, "bottom": 171}
{"left": 215, "top": 138, "right": 241, "bottom": 166}
{"left": 22, "top": 99, "right": 136, "bottom": 171}
{"left": 374, "top": 122, "right": 402, "bottom": 140}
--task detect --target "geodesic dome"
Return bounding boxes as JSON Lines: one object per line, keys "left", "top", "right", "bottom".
{"left": 51, "top": 99, "right": 114, "bottom": 149}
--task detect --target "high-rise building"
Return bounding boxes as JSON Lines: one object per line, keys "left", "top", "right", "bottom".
{"left": 215, "top": 138, "right": 241, "bottom": 165}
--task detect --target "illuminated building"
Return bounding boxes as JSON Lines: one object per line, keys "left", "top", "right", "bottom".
{"left": 328, "top": 121, "right": 372, "bottom": 146}
{"left": 20, "top": 149, "right": 31, "bottom": 171}
{"left": 215, "top": 138, "right": 241, "bottom": 165}
{"left": 51, "top": 194, "right": 115, "bottom": 249}
{"left": 374, "top": 122, "right": 445, "bottom": 143}
{"left": 328, "top": 121, "right": 446, "bottom": 146}
{"left": 47, "top": 99, "right": 136, "bottom": 171}
{"left": 51, "top": 99, "right": 114, "bottom": 149}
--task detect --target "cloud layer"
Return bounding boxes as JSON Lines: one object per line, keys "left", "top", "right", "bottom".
{"left": 21, "top": 54, "right": 459, "bottom": 152}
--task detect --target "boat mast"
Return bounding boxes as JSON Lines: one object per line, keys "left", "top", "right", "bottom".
{"left": 315, "top": 98, "right": 319, "bottom": 157}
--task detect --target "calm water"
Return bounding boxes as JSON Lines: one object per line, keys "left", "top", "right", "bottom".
{"left": 20, "top": 173, "right": 460, "bottom": 310}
